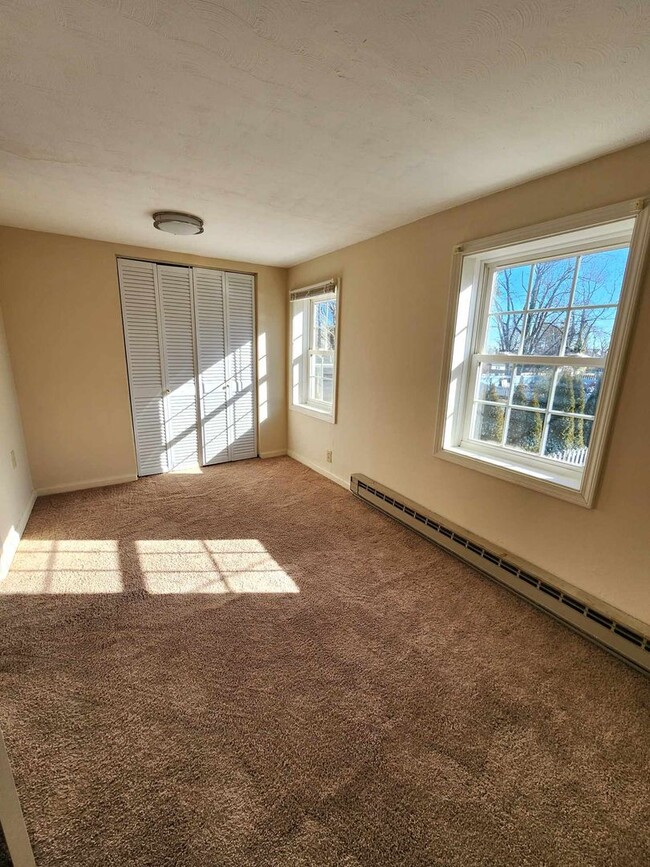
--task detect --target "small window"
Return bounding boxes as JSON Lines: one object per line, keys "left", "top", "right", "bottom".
{"left": 290, "top": 280, "right": 339, "bottom": 422}
{"left": 438, "top": 201, "right": 650, "bottom": 507}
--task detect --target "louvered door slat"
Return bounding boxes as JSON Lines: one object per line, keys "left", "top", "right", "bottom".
{"left": 120, "top": 260, "right": 256, "bottom": 477}
{"left": 157, "top": 265, "right": 199, "bottom": 470}
{"left": 225, "top": 272, "right": 257, "bottom": 461}
{"left": 118, "top": 259, "right": 168, "bottom": 476}
{"left": 193, "top": 268, "right": 229, "bottom": 465}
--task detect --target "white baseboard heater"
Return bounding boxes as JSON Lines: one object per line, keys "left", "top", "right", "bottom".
{"left": 350, "top": 473, "right": 650, "bottom": 676}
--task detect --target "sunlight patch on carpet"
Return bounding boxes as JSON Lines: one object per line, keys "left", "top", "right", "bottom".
{"left": 0, "top": 539, "right": 299, "bottom": 595}
{"left": 136, "top": 539, "right": 299, "bottom": 594}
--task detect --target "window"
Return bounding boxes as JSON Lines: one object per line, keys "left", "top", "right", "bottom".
{"left": 438, "top": 201, "right": 650, "bottom": 506}
{"left": 290, "top": 279, "right": 339, "bottom": 422}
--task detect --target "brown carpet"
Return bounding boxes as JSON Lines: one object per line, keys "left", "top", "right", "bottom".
{"left": 0, "top": 457, "right": 648, "bottom": 866}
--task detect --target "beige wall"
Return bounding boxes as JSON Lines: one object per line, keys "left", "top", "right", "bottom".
{"left": 288, "top": 140, "right": 650, "bottom": 627}
{"left": 0, "top": 228, "right": 288, "bottom": 493}
{"left": 0, "top": 304, "right": 33, "bottom": 579}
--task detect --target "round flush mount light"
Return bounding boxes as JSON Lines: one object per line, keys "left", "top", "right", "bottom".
{"left": 152, "top": 211, "right": 204, "bottom": 236}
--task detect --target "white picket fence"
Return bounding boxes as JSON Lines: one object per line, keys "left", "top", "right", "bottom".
{"left": 548, "top": 446, "right": 589, "bottom": 466}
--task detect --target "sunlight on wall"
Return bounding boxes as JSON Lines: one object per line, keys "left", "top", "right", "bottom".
{"left": 442, "top": 282, "right": 474, "bottom": 445}
{"left": 258, "top": 381, "right": 268, "bottom": 423}
{"left": 257, "top": 332, "right": 269, "bottom": 424}
{"left": 257, "top": 333, "right": 267, "bottom": 379}
{"left": 292, "top": 310, "right": 304, "bottom": 361}
{"left": 0, "top": 524, "right": 20, "bottom": 580}
{"left": 451, "top": 283, "right": 473, "bottom": 370}
{"left": 0, "top": 538, "right": 299, "bottom": 595}
{"left": 291, "top": 309, "right": 305, "bottom": 406}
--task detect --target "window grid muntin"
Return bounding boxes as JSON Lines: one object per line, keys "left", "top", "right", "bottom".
{"left": 438, "top": 204, "right": 647, "bottom": 506}
{"left": 470, "top": 388, "right": 601, "bottom": 459}
{"left": 490, "top": 301, "right": 619, "bottom": 315}
{"left": 474, "top": 353, "right": 606, "bottom": 367}
{"left": 304, "top": 292, "right": 337, "bottom": 410}
{"left": 465, "top": 352, "right": 606, "bottom": 464}
{"left": 483, "top": 252, "right": 616, "bottom": 359}
{"left": 479, "top": 246, "right": 629, "bottom": 347}
{"left": 473, "top": 400, "right": 597, "bottom": 421}
{"left": 484, "top": 240, "right": 629, "bottom": 298}
{"left": 467, "top": 239, "right": 628, "bottom": 466}
{"left": 311, "top": 297, "right": 337, "bottom": 353}
{"left": 290, "top": 284, "right": 338, "bottom": 420}
{"left": 307, "top": 348, "right": 335, "bottom": 407}
{"left": 468, "top": 360, "right": 605, "bottom": 462}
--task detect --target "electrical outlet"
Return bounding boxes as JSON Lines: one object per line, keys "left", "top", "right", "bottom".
{"left": 326, "top": 450, "right": 333, "bottom": 463}
{"left": 10, "top": 449, "right": 17, "bottom": 469}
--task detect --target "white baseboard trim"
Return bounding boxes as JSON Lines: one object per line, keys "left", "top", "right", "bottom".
{"left": 259, "top": 449, "right": 288, "bottom": 459}
{"left": 0, "top": 490, "right": 37, "bottom": 583}
{"left": 36, "top": 474, "right": 138, "bottom": 496}
{"left": 287, "top": 450, "right": 348, "bottom": 489}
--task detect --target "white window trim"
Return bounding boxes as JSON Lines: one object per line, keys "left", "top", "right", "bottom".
{"left": 290, "top": 279, "right": 340, "bottom": 424}
{"left": 435, "top": 199, "right": 650, "bottom": 508}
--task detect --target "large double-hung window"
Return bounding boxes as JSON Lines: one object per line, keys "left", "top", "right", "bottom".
{"left": 438, "top": 201, "right": 650, "bottom": 506}
{"left": 290, "top": 279, "right": 339, "bottom": 422}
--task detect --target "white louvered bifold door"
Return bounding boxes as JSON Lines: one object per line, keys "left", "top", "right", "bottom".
{"left": 157, "top": 265, "right": 200, "bottom": 470}
{"left": 120, "top": 260, "right": 256, "bottom": 476}
{"left": 118, "top": 259, "right": 169, "bottom": 476}
{"left": 224, "top": 272, "right": 257, "bottom": 461}
{"left": 193, "top": 268, "right": 229, "bottom": 466}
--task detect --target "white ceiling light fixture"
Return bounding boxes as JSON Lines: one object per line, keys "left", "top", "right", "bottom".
{"left": 152, "top": 211, "right": 204, "bottom": 236}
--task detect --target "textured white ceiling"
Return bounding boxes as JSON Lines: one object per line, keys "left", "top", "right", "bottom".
{"left": 1, "top": 0, "right": 649, "bottom": 267}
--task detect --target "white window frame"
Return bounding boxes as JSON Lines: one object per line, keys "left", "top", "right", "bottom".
{"left": 290, "top": 279, "right": 339, "bottom": 423}
{"left": 436, "top": 200, "right": 650, "bottom": 508}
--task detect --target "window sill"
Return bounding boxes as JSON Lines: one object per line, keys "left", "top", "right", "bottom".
{"left": 290, "top": 401, "right": 336, "bottom": 424}
{"left": 437, "top": 444, "right": 592, "bottom": 508}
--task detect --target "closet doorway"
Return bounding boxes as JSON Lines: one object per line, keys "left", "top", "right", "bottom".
{"left": 118, "top": 258, "right": 257, "bottom": 476}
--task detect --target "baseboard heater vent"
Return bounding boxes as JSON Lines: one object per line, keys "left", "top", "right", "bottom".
{"left": 350, "top": 473, "right": 649, "bottom": 676}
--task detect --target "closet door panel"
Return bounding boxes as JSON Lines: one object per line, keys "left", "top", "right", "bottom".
{"left": 121, "top": 260, "right": 257, "bottom": 476}
{"left": 225, "top": 272, "right": 257, "bottom": 461}
{"left": 118, "top": 259, "right": 168, "bottom": 476}
{"left": 157, "top": 265, "right": 200, "bottom": 470}
{"left": 193, "top": 268, "right": 229, "bottom": 465}
{"left": 130, "top": 397, "right": 168, "bottom": 475}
